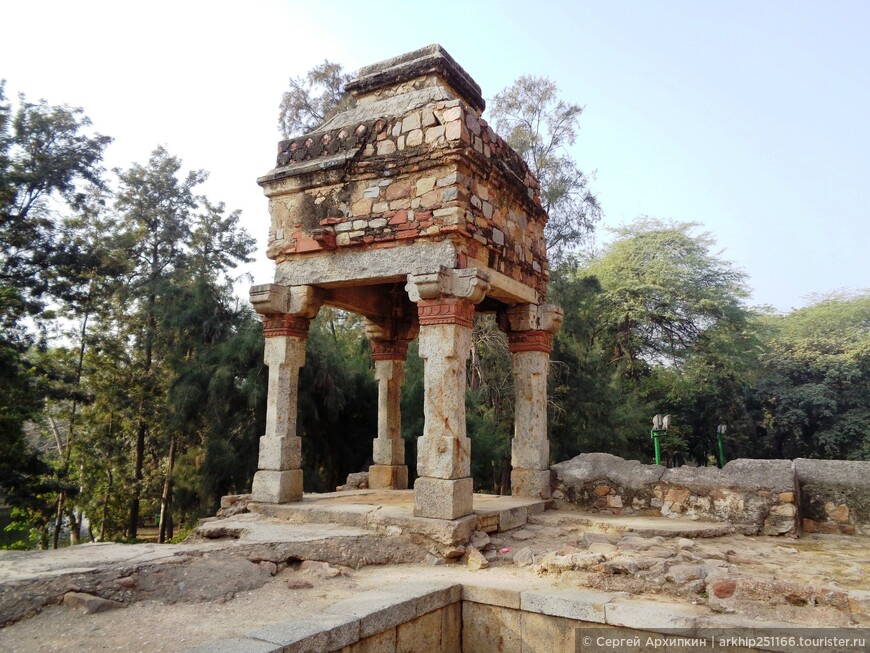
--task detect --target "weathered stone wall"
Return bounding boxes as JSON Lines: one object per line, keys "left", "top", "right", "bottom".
{"left": 261, "top": 64, "right": 550, "bottom": 296}
{"left": 553, "top": 453, "right": 870, "bottom": 536}
{"left": 796, "top": 458, "right": 870, "bottom": 535}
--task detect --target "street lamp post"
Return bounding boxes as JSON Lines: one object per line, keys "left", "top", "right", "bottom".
{"left": 716, "top": 424, "right": 727, "bottom": 468}
{"left": 651, "top": 414, "right": 671, "bottom": 466}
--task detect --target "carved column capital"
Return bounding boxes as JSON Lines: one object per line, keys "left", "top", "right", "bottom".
{"left": 262, "top": 314, "right": 311, "bottom": 338}
{"left": 370, "top": 340, "right": 411, "bottom": 361}
{"left": 507, "top": 330, "right": 553, "bottom": 354}
{"left": 405, "top": 267, "right": 490, "bottom": 304}
{"left": 505, "top": 303, "right": 564, "bottom": 334}
{"left": 250, "top": 283, "right": 324, "bottom": 319}
{"left": 417, "top": 297, "right": 475, "bottom": 328}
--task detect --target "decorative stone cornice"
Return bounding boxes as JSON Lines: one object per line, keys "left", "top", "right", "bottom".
{"left": 506, "top": 303, "right": 564, "bottom": 334}
{"left": 406, "top": 267, "right": 490, "bottom": 304}
{"left": 273, "top": 119, "right": 382, "bottom": 169}
{"left": 417, "top": 297, "right": 475, "bottom": 328}
{"left": 250, "top": 284, "right": 323, "bottom": 319}
{"left": 369, "top": 340, "right": 411, "bottom": 361}
{"left": 507, "top": 330, "right": 553, "bottom": 354}
{"left": 262, "top": 315, "right": 311, "bottom": 339}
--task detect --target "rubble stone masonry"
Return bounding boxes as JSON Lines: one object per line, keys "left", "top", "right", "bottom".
{"left": 261, "top": 68, "right": 549, "bottom": 297}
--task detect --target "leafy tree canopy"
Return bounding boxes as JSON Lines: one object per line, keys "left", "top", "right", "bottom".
{"left": 490, "top": 76, "right": 601, "bottom": 259}
{"left": 582, "top": 217, "right": 749, "bottom": 368}
{"left": 757, "top": 291, "right": 870, "bottom": 459}
{"left": 278, "top": 61, "right": 354, "bottom": 139}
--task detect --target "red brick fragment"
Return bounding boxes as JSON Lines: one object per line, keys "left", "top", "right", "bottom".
{"left": 712, "top": 580, "right": 737, "bottom": 599}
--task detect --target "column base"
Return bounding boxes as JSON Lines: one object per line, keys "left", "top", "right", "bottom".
{"left": 510, "top": 468, "right": 552, "bottom": 499}
{"left": 368, "top": 464, "right": 409, "bottom": 490}
{"left": 510, "top": 438, "right": 549, "bottom": 469}
{"left": 372, "top": 437, "right": 405, "bottom": 465}
{"left": 258, "top": 435, "right": 301, "bottom": 470}
{"left": 251, "top": 469, "right": 303, "bottom": 503}
{"left": 413, "top": 476, "right": 473, "bottom": 520}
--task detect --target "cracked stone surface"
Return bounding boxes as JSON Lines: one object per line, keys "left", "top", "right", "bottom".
{"left": 1, "top": 507, "right": 869, "bottom": 652}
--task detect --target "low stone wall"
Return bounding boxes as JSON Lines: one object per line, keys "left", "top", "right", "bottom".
{"left": 551, "top": 454, "right": 799, "bottom": 535}
{"left": 551, "top": 454, "right": 870, "bottom": 537}
{"left": 796, "top": 458, "right": 870, "bottom": 535}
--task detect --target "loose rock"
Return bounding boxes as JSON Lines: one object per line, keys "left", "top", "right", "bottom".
{"left": 63, "top": 592, "right": 125, "bottom": 615}
{"left": 513, "top": 547, "right": 535, "bottom": 567}
{"left": 287, "top": 579, "right": 314, "bottom": 590}
{"left": 466, "top": 547, "right": 490, "bottom": 571}
{"left": 299, "top": 560, "right": 341, "bottom": 578}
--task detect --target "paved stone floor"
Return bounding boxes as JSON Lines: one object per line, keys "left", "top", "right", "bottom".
{"left": 2, "top": 499, "right": 869, "bottom": 652}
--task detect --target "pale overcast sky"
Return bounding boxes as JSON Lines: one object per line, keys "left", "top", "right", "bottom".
{"left": 2, "top": 0, "right": 867, "bottom": 312}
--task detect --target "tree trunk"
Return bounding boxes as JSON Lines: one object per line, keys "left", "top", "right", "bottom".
{"left": 65, "top": 310, "right": 89, "bottom": 545}
{"left": 51, "top": 492, "right": 65, "bottom": 549}
{"left": 129, "top": 290, "right": 155, "bottom": 539}
{"left": 158, "top": 437, "right": 176, "bottom": 544}
{"left": 67, "top": 508, "right": 80, "bottom": 546}
{"left": 498, "top": 458, "right": 511, "bottom": 496}
{"left": 469, "top": 339, "right": 482, "bottom": 391}
{"left": 100, "top": 467, "right": 113, "bottom": 542}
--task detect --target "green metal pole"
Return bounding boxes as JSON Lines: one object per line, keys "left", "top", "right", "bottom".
{"left": 652, "top": 430, "right": 661, "bottom": 465}
{"left": 717, "top": 434, "right": 725, "bottom": 468}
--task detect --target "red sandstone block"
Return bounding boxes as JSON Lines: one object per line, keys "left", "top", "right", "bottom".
{"left": 295, "top": 238, "right": 324, "bottom": 253}
{"left": 395, "top": 231, "right": 419, "bottom": 240}
{"left": 389, "top": 211, "right": 408, "bottom": 225}
{"left": 385, "top": 182, "right": 411, "bottom": 200}
{"left": 712, "top": 580, "right": 737, "bottom": 599}
{"left": 440, "top": 225, "right": 472, "bottom": 238}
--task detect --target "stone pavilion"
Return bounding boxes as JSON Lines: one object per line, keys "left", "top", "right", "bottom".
{"left": 249, "top": 45, "right": 562, "bottom": 521}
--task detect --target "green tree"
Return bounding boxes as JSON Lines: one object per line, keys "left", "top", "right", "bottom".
{"left": 490, "top": 76, "right": 601, "bottom": 260}
{"left": 757, "top": 292, "right": 870, "bottom": 460}
{"left": 278, "top": 61, "right": 354, "bottom": 138}
{"left": 0, "top": 84, "right": 111, "bottom": 328}
{"left": 549, "top": 219, "right": 755, "bottom": 462}
{"left": 296, "top": 309, "right": 377, "bottom": 492}
{"left": 0, "top": 83, "right": 111, "bottom": 545}
{"left": 70, "top": 149, "right": 257, "bottom": 542}
{"left": 154, "top": 198, "right": 255, "bottom": 539}
{"left": 113, "top": 146, "right": 206, "bottom": 538}
{"left": 584, "top": 218, "right": 749, "bottom": 370}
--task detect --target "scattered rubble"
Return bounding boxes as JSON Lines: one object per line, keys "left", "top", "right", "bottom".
{"left": 62, "top": 592, "right": 125, "bottom": 614}
{"left": 465, "top": 548, "right": 489, "bottom": 571}
{"left": 336, "top": 472, "right": 369, "bottom": 492}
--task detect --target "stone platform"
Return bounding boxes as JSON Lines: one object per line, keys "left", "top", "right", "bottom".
{"left": 248, "top": 490, "right": 547, "bottom": 545}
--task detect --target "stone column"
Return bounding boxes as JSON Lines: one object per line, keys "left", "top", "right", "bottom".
{"left": 249, "top": 284, "right": 322, "bottom": 503}
{"left": 506, "top": 304, "right": 564, "bottom": 500}
{"left": 406, "top": 268, "right": 489, "bottom": 519}
{"left": 368, "top": 339, "right": 410, "bottom": 490}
